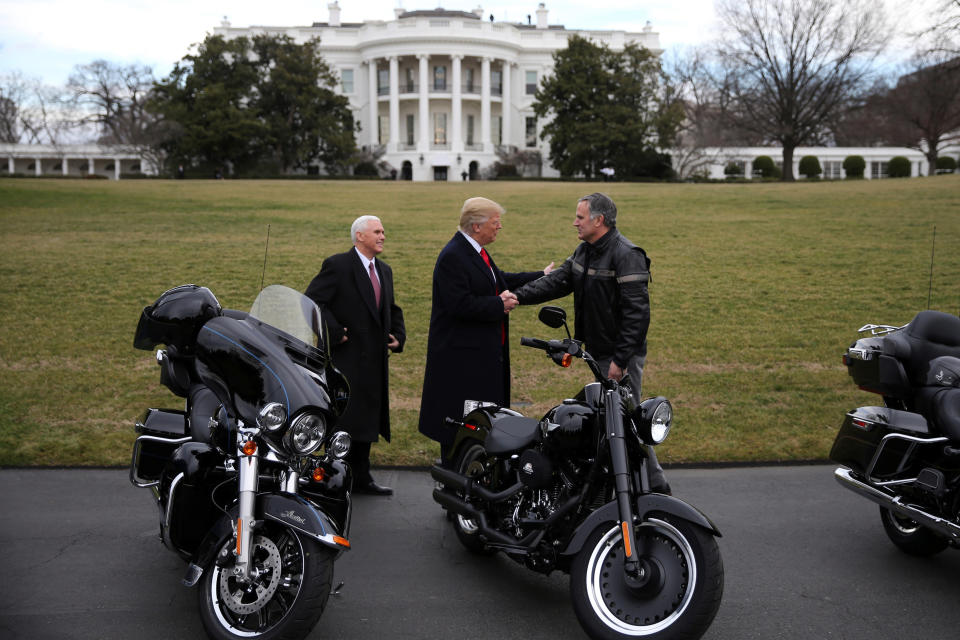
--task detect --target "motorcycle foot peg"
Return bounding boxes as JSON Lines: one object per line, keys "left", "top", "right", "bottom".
{"left": 332, "top": 581, "right": 345, "bottom": 596}
{"left": 182, "top": 563, "right": 203, "bottom": 587}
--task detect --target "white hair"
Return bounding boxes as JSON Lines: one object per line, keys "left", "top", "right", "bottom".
{"left": 351, "top": 215, "right": 381, "bottom": 244}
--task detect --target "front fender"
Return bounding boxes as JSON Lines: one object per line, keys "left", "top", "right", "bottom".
{"left": 185, "top": 492, "right": 349, "bottom": 587}
{"left": 561, "top": 494, "right": 721, "bottom": 557}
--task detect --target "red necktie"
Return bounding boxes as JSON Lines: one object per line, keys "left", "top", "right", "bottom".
{"left": 480, "top": 248, "right": 505, "bottom": 344}
{"left": 369, "top": 261, "right": 381, "bottom": 307}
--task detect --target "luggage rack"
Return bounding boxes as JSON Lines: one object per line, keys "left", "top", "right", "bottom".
{"left": 865, "top": 431, "right": 948, "bottom": 487}
{"left": 857, "top": 323, "right": 905, "bottom": 338}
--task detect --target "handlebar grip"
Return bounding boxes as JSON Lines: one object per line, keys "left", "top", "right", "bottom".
{"left": 520, "top": 337, "right": 549, "bottom": 349}
{"left": 444, "top": 417, "right": 464, "bottom": 427}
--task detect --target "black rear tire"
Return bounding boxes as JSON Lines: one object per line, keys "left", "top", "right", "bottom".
{"left": 570, "top": 515, "right": 723, "bottom": 640}
{"left": 199, "top": 522, "right": 335, "bottom": 640}
{"left": 879, "top": 506, "right": 949, "bottom": 557}
{"left": 451, "top": 441, "right": 497, "bottom": 555}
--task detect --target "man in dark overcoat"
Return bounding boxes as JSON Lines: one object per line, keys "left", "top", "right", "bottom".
{"left": 305, "top": 215, "right": 405, "bottom": 495}
{"left": 418, "top": 197, "right": 552, "bottom": 463}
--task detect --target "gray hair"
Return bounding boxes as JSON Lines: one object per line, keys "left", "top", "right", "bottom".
{"left": 351, "top": 215, "right": 381, "bottom": 243}
{"left": 459, "top": 197, "right": 504, "bottom": 232}
{"left": 578, "top": 192, "right": 617, "bottom": 228}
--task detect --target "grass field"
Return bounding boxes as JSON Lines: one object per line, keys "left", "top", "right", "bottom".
{"left": 0, "top": 176, "right": 958, "bottom": 467}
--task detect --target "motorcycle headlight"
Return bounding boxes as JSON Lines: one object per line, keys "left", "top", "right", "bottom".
{"left": 284, "top": 413, "right": 326, "bottom": 455}
{"left": 634, "top": 396, "right": 672, "bottom": 445}
{"left": 257, "top": 402, "right": 287, "bottom": 431}
{"left": 329, "top": 431, "right": 351, "bottom": 459}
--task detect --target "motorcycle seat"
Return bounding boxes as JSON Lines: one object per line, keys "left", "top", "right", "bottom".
{"left": 485, "top": 416, "right": 541, "bottom": 455}
{"left": 889, "top": 311, "right": 960, "bottom": 385}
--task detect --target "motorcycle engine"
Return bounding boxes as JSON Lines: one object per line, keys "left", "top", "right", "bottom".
{"left": 518, "top": 449, "right": 553, "bottom": 489}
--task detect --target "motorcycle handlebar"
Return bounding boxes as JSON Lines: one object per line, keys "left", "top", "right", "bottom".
{"left": 520, "top": 337, "right": 550, "bottom": 350}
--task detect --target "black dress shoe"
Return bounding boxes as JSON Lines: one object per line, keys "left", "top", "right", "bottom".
{"left": 355, "top": 480, "right": 393, "bottom": 496}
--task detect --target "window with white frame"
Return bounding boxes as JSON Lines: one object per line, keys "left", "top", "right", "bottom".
{"left": 525, "top": 116, "right": 537, "bottom": 147}
{"left": 433, "top": 65, "right": 447, "bottom": 91}
{"left": 433, "top": 112, "right": 447, "bottom": 144}
{"left": 493, "top": 116, "right": 502, "bottom": 145}
{"left": 823, "top": 161, "right": 842, "bottom": 179}
{"left": 466, "top": 115, "right": 475, "bottom": 146}
{"left": 341, "top": 69, "right": 354, "bottom": 94}
{"left": 871, "top": 161, "right": 889, "bottom": 179}
{"left": 378, "top": 116, "right": 389, "bottom": 145}
{"left": 378, "top": 68, "right": 389, "bottom": 95}
{"left": 406, "top": 114, "right": 415, "bottom": 146}
{"left": 525, "top": 70, "right": 537, "bottom": 95}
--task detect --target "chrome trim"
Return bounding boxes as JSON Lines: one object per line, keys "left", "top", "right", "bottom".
{"left": 834, "top": 468, "right": 960, "bottom": 541}
{"left": 129, "top": 435, "right": 191, "bottom": 488}
{"left": 162, "top": 472, "right": 186, "bottom": 551}
{"left": 280, "top": 469, "right": 299, "bottom": 494}
{"left": 864, "top": 432, "right": 948, "bottom": 484}
{"left": 857, "top": 323, "right": 905, "bottom": 337}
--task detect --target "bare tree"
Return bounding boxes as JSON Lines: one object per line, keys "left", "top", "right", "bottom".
{"left": 916, "top": 0, "right": 960, "bottom": 55}
{"left": 66, "top": 60, "right": 157, "bottom": 145}
{"left": 0, "top": 71, "right": 73, "bottom": 144}
{"left": 882, "top": 52, "right": 960, "bottom": 174}
{"left": 666, "top": 47, "right": 763, "bottom": 178}
{"left": 715, "top": 0, "right": 889, "bottom": 180}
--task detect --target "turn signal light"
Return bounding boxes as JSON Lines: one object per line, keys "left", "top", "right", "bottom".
{"left": 333, "top": 535, "right": 351, "bottom": 548}
{"left": 560, "top": 353, "right": 573, "bottom": 368}
{"left": 312, "top": 467, "right": 326, "bottom": 482}
{"left": 621, "top": 521, "right": 632, "bottom": 557}
{"left": 241, "top": 440, "right": 258, "bottom": 456}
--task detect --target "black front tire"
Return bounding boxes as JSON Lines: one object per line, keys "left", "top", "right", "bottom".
{"left": 879, "top": 506, "right": 949, "bottom": 557}
{"left": 199, "top": 522, "right": 335, "bottom": 640}
{"left": 571, "top": 515, "right": 723, "bottom": 640}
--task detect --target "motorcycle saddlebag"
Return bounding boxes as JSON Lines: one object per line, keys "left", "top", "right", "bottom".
{"left": 131, "top": 408, "right": 188, "bottom": 485}
{"left": 829, "top": 406, "right": 929, "bottom": 476}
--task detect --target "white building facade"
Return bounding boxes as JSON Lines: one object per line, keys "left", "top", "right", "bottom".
{"left": 0, "top": 143, "right": 153, "bottom": 180}
{"left": 213, "top": 3, "right": 661, "bottom": 181}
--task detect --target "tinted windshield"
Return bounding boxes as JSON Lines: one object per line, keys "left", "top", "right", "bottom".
{"left": 249, "top": 285, "right": 322, "bottom": 348}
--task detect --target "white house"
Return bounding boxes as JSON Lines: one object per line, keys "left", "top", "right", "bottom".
{"left": 0, "top": 143, "right": 154, "bottom": 180}
{"left": 213, "top": 2, "right": 661, "bottom": 181}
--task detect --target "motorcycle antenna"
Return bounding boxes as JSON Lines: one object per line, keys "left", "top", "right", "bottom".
{"left": 259, "top": 224, "right": 271, "bottom": 293}
{"left": 926, "top": 224, "right": 935, "bottom": 310}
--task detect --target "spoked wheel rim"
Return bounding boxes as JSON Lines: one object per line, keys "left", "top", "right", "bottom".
{"left": 584, "top": 518, "right": 696, "bottom": 636}
{"left": 209, "top": 527, "right": 304, "bottom": 637}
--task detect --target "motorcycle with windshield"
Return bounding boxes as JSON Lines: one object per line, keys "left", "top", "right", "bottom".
{"left": 129, "top": 284, "right": 353, "bottom": 640}
{"left": 431, "top": 306, "right": 724, "bottom": 640}
{"left": 830, "top": 309, "right": 960, "bottom": 556}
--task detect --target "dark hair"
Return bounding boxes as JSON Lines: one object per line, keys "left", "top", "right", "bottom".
{"left": 578, "top": 192, "right": 617, "bottom": 228}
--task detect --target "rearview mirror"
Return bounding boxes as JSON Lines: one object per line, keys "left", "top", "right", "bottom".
{"left": 538, "top": 306, "right": 566, "bottom": 329}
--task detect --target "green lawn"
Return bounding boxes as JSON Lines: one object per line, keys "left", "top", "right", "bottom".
{"left": 1, "top": 176, "right": 957, "bottom": 467}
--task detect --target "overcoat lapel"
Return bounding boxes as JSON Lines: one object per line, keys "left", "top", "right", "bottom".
{"left": 455, "top": 233, "right": 499, "bottom": 294}
{"left": 350, "top": 251, "right": 382, "bottom": 325}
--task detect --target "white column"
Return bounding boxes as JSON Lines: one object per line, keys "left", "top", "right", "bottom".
{"left": 62, "top": 157, "right": 68, "bottom": 176}
{"left": 418, "top": 54, "right": 429, "bottom": 152}
{"left": 35, "top": 157, "right": 42, "bottom": 176}
{"left": 501, "top": 62, "right": 512, "bottom": 148}
{"left": 481, "top": 58, "right": 492, "bottom": 152}
{"left": 367, "top": 59, "right": 379, "bottom": 147}
{"left": 389, "top": 56, "right": 400, "bottom": 150}
{"left": 7, "top": 157, "right": 13, "bottom": 174}
{"left": 88, "top": 158, "right": 95, "bottom": 175}
{"left": 114, "top": 158, "right": 121, "bottom": 180}
{"left": 452, "top": 55, "right": 463, "bottom": 153}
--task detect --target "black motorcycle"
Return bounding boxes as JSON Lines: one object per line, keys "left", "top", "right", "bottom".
{"left": 830, "top": 309, "right": 960, "bottom": 556}
{"left": 130, "top": 284, "right": 353, "bottom": 640}
{"left": 431, "top": 306, "right": 724, "bottom": 640}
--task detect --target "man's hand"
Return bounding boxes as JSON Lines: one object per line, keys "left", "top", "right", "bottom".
{"left": 500, "top": 290, "right": 519, "bottom": 313}
{"left": 543, "top": 261, "right": 555, "bottom": 275}
{"left": 387, "top": 333, "right": 400, "bottom": 350}
{"left": 607, "top": 361, "right": 624, "bottom": 381}
{"left": 339, "top": 327, "right": 348, "bottom": 344}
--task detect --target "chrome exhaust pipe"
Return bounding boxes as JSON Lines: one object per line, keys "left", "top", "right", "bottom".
{"left": 834, "top": 467, "right": 960, "bottom": 541}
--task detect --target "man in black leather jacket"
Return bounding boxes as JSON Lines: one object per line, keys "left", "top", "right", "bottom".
{"left": 514, "top": 192, "right": 669, "bottom": 493}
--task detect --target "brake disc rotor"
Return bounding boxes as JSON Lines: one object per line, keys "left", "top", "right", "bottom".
{"left": 219, "top": 535, "right": 283, "bottom": 615}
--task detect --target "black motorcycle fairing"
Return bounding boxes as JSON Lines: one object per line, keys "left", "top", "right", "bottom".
{"left": 134, "top": 285, "right": 222, "bottom": 353}
{"left": 560, "top": 495, "right": 722, "bottom": 558}
{"left": 195, "top": 315, "right": 333, "bottom": 426}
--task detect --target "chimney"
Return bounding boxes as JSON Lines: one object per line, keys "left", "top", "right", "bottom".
{"left": 536, "top": 3, "right": 548, "bottom": 29}
{"left": 328, "top": 1, "right": 341, "bottom": 27}
{"left": 472, "top": 5, "right": 483, "bottom": 18}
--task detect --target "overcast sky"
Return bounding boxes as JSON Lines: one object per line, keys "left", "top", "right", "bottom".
{"left": 0, "top": 0, "right": 721, "bottom": 85}
{"left": 0, "top": 0, "right": 937, "bottom": 86}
